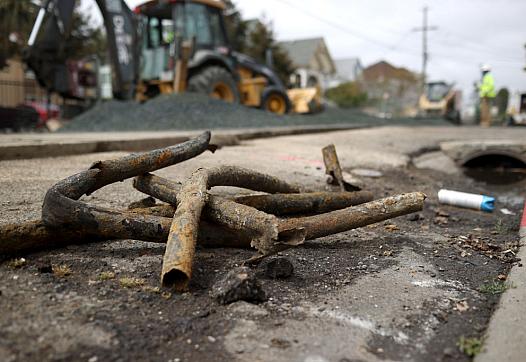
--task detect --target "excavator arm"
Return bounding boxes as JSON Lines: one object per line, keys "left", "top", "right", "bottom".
{"left": 25, "top": 0, "right": 139, "bottom": 100}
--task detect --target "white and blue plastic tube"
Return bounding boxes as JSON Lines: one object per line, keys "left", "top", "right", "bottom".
{"left": 438, "top": 189, "right": 495, "bottom": 212}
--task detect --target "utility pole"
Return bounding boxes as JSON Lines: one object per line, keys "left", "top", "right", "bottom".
{"left": 412, "top": 6, "right": 438, "bottom": 88}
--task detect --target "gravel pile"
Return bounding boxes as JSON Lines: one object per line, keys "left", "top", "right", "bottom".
{"left": 60, "top": 92, "right": 446, "bottom": 132}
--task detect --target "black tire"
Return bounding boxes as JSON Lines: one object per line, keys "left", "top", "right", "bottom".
{"left": 187, "top": 66, "right": 240, "bottom": 103}
{"left": 260, "top": 87, "right": 291, "bottom": 115}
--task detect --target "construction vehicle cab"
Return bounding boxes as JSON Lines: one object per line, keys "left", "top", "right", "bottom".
{"left": 418, "top": 81, "right": 461, "bottom": 122}
{"left": 135, "top": 0, "right": 241, "bottom": 102}
{"left": 135, "top": 0, "right": 296, "bottom": 113}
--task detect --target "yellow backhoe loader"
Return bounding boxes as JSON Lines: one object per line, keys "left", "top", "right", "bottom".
{"left": 26, "top": 0, "right": 321, "bottom": 117}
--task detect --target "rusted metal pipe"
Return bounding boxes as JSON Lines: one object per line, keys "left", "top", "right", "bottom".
{"left": 204, "top": 196, "right": 305, "bottom": 255}
{"left": 281, "top": 192, "right": 427, "bottom": 240}
{"left": 128, "top": 192, "right": 424, "bottom": 244}
{"left": 41, "top": 132, "right": 211, "bottom": 230}
{"left": 323, "top": 144, "right": 346, "bottom": 191}
{"left": 85, "top": 131, "right": 213, "bottom": 195}
{"left": 162, "top": 165, "right": 302, "bottom": 291}
{"left": 134, "top": 173, "right": 373, "bottom": 215}
{"left": 1, "top": 193, "right": 426, "bottom": 259}
{"left": 0, "top": 216, "right": 252, "bottom": 258}
{"left": 128, "top": 205, "right": 175, "bottom": 217}
{"left": 233, "top": 191, "right": 373, "bottom": 215}
{"left": 322, "top": 144, "right": 360, "bottom": 191}
{"left": 0, "top": 220, "right": 103, "bottom": 258}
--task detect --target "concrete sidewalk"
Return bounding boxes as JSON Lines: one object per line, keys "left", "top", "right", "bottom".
{"left": 475, "top": 202, "right": 526, "bottom": 362}
{"left": 0, "top": 124, "right": 363, "bottom": 161}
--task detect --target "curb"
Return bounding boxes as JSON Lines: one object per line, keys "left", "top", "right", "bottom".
{"left": 475, "top": 200, "right": 526, "bottom": 362}
{"left": 0, "top": 124, "right": 365, "bottom": 161}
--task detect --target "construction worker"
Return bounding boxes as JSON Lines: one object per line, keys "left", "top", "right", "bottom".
{"left": 479, "top": 64, "right": 496, "bottom": 127}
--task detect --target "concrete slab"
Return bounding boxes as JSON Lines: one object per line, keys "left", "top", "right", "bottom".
{"left": 475, "top": 202, "right": 526, "bottom": 362}
{"left": 412, "top": 151, "right": 461, "bottom": 174}
{"left": 441, "top": 140, "right": 526, "bottom": 165}
{"left": 0, "top": 124, "right": 363, "bottom": 161}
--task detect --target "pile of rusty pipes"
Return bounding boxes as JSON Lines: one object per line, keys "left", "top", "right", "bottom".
{"left": 0, "top": 131, "right": 426, "bottom": 291}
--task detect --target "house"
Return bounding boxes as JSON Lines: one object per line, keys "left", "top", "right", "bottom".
{"left": 361, "top": 60, "right": 420, "bottom": 116}
{"left": 278, "top": 37, "right": 336, "bottom": 90}
{"left": 329, "top": 57, "right": 363, "bottom": 88}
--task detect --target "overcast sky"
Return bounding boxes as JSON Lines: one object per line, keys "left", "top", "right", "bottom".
{"left": 113, "top": 1, "right": 526, "bottom": 95}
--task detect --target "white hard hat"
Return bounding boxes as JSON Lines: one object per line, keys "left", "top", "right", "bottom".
{"left": 481, "top": 64, "right": 491, "bottom": 71}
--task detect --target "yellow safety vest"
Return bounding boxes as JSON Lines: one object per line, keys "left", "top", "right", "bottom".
{"left": 479, "top": 73, "right": 496, "bottom": 98}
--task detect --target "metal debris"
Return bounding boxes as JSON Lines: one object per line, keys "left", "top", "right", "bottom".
{"left": 161, "top": 165, "right": 304, "bottom": 291}
{"left": 134, "top": 173, "right": 373, "bottom": 215}
{"left": 281, "top": 192, "right": 426, "bottom": 240}
{"left": 41, "top": 131, "right": 212, "bottom": 232}
{"left": 322, "top": 144, "right": 360, "bottom": 191}
{"left": 0, "top": 131, "right": 427, "bottom": 293}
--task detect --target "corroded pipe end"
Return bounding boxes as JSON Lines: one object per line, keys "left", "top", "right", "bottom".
{"left": 161, "top": 268, "right": 190, "bottom": 292}
{"left": 415, "top": 191, "right": 427, "bottom": 202}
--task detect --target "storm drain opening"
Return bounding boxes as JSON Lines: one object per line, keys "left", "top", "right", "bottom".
{"left": 462, "top": 152, "right": 526, "bottom": 185}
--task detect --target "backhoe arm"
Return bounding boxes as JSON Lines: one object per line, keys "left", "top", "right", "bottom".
{"left": 25, "top": 0, "right": 138, "bottom": 100}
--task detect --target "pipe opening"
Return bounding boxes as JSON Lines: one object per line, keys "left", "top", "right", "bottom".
{"left": 462, "top": 153, "right": 526, "bottom": 185}
{"left": 161, "top": 269, "right": 189, "bottom": 292}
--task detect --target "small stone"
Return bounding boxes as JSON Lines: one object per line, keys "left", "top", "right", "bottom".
{"left": 384, "top": 224, "right": 399, "bottom": 232}
{"left": 211, "top": 266, "right": 267, "bottom": 305}
{"left": 207, "top": 336, "right": 216, "bottom": 343}
{"left": 408, "top": 213, "right": 424, "bottom": 221}
{"left": 263, "top": 257, "right": 294, "bottom": 279}
{"left": 443, "top": 347, "right": 454, "bottom": 356}
{"left": 271, "top": 337, "right": 291, "bottom": 349}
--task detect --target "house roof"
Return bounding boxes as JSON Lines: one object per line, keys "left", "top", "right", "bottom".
{"left": 362, "top": 60, "right": 418, "bottom": 82}
{"left": 279, "top": 37, "right": 324, "bottom": 68}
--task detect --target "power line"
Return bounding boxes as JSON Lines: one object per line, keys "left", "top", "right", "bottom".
{"left": 269, "top": 0, "right": 523, "bottom": 67}
{"left": 272, "top": 0, "right": 403, "bottom": 51}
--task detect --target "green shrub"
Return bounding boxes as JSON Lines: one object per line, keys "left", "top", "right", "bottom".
{"left": 325, "top": 81, "right": 368, "bottom": 108}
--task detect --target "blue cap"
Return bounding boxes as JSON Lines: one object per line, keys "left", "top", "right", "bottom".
{"left": 481, "top": 195, "right": 495, "bottom": 212}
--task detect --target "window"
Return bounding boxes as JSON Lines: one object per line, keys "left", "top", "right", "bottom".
{"left": 184, "top": 4, "right": 212, "bottom": 45}
{"left": 208, "top": 9, "right": 226, "bottom": 46}
{"left": 148, "top": 17, "right": 161, "bottom": 48}
{"left": 161, "top": 19, "right": 174, "bottom": 44}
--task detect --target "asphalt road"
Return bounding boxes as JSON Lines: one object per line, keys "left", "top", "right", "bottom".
{"left": 1, "top": 126, "right": 525, "bottom": 362}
